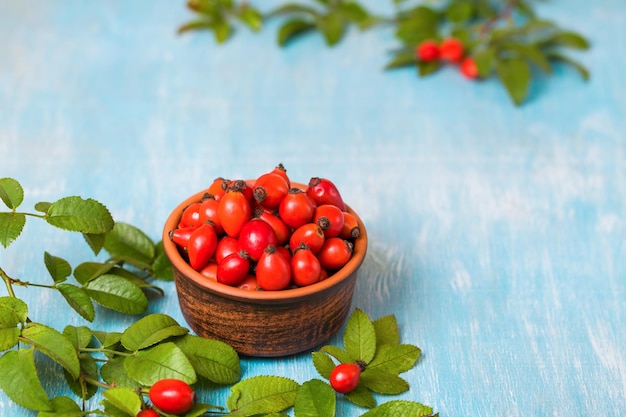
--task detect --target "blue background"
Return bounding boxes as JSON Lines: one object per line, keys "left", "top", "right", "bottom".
{"left": 1, "top": 1, "right": 625, "bottom": 416}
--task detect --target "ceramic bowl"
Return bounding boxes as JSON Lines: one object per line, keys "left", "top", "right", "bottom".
{"left": 162, "top": 185, "right": 368, "bottom": 357}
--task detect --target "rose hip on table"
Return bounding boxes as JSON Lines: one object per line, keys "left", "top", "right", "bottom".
{"left": 169, "top": 164, "right": 361, "bottom": 290}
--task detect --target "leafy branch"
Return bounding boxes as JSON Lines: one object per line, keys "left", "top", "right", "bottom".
{"left": 178, "top": 0, "right": 590, "bottom": 105}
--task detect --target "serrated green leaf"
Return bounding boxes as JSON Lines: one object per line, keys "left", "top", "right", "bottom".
{"left": 74, "top": 261, "right": 115, "bottom": 285}
{"left": 227, "top": 376, "right": 299, "bottom": 416}
{"left": 312, "top": 351, "right": 336, "bottom": 380}
{"left": 44, "top": 252, "right": 72, "bottom": 283}
{"left": 368, "top": 344, "right": 421, "bottom": 374}
{"left": 343, "top": 384, "right": 376, "bottom": 408}
{"left": 57, "top": 283, "right": 95, "bottom": 322}
{"left": 121, "top": 314, "right": 188, "bottom": 351}
{"left": 360, "top": 369, "right": 409, "bottom": 394}
{"left": 294, "top": 379, "right": 335, "bottom": 417}
{"left": 0, "top": 178, "right": 24, "bottom": 209}
{"left": 238, "top": 5, "right": 263, "bottom": 31}
{"left": 21, "top": 322, "right": 81, "bottom": 379}
{"left": 316, "top": 13, "right": 345, "bottom": 46}
{"left": 107, "top": 266, "right": 163, "bottom": 295}
{"left": 546, "top": 52, "right": 590, "bottom": 81}
{"left": 384, "top": 51, "right": 417, "bottom": 70}
{"left": 360, "top": 400, "right": 436, "bottom": 417}
{"left": 123, "top": 342, "right": 196, "bottom": 386}
{"left": 175, "top": 334, "right": 241, "bottom": 384}
{"left": 62, "top": 325, "right": 93, "bottom": 349}
{"left": 38, "top": 396, "right": 87, "bottom": 417}
{"left": 84, "top": 274, "right": 148, "bottom": 315}
{"left": 45, "top": 196, "right": 114, "bottom": 234}
{"left": 495, "top": 56, "right": 531, "bottom": 105}
{"left": 0, "top": 348, "right": 52, "bottom": 411}
{"left": 100, "top": 356, "right": 140, "bottom": 389}
{"left": 152, "top": 241, "right": 174, "bottom": 281}
{"left": 104, "top": 222, "right": 155, "bottom": 266}
{"left": 373, "top": 315, "right": 400, "bottom": 347}
{"left": 0, "top": 212, "right": 26, "bottom": 248}
{"left": 344, "top": 308, "right": 377, "bottom": 364}
{"left": 64, "top": 354, "right": 99, "bottom": 400}
{"left": 102, "top": 387, "right": 142, "bottom": 417}
{"left": 0, "top": 297, "right": 27, "bottom": 351}
{"left": 93, "top": 330, "right": 122, "bottom": 350}
{"left": 83, "top": 232, "right": 106, "bottom": 256}
{"left": 278, "top": 19, "right": 316, "bottom": 46}
{"left": 320, "top": 345, "right": 354, "bottom": 364}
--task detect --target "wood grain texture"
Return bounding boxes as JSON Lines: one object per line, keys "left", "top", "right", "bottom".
{"left": 1, "top": 0, "right": 625, "bottom": 415}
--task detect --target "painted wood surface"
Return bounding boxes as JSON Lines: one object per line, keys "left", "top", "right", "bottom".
{"left": 1, "top": 1, "right": 625, "bottom": 416}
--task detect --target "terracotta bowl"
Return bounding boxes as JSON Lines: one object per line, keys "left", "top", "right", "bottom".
{"left": 162, "top": 185, "right": 368, "bottom": 357}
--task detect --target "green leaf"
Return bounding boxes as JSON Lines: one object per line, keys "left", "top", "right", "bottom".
{"left": 0, "top": 297, "right": 27, "bottom": 351}
{"left": 100, "top": 399, "right": 132, "bottom": 417}
{"left": 384, "top": 51, "right": 417, "bottom": 70}
{"left": 312, "top": 351, "right": 336, "bottom": 380}
{"left": 319, "top": 345, "right": 354, "bottom": 364}
{"left": 84, "top": 274, "right": 148, "bottom": 315}
{"left": 62, "top": 325, "right": 93, "bottom": 349}
{"left": 93, "top": 330, "right": 122, "bottom": 350}
{"left": 73, "top": 261, "right": 115, "bottom": 285}
{"left": 294, "top": 379, "right": 336, "bottom": 417}
{"left": 320, "top": 345, "right": 358, "bottom": 363}
{"left": 501, "top": 43, "right": 552, "bottom": 74}
{"left": 546, "top": 52, "right": 590, "bottom": 81}
{"left": 543, "top": 31, "right": 590, "bottom": 50}
{"left": 270, "top": 3, "right": 319, "bottom": 17}
{"left": 64, "top": 354, "right": 99, "bottom": 400}
{"left": 417, "top": 60, "right": 440, "bottom": 77}
{"left": 57, "top": 283, "right": 95, "bottom": 322}
{"left": 121, "top": 314, "right": 188, "bottom": 351}
{"left": 367, "top": 344, "right": 421, "bottom": 374}
{"left": 21, "top": 322, "right": 81, "bottom": 379}
{"left": 175, "top": 334, "right": 241, "bottom": 384}
{"left": 101, "top": 356, "right": 140, "bottom": 389}
{"left": 213, "top": 19, "right": 232, "bottom": 43}
{"left": 278, "top": 19, "right": 316, "bottom": 46}
{"left": 360, "top": 400, "right": 436, "bottom": 417}
{"left": 34, "top": 201, "right": 52, "bottom": 213}
{"left": 102, "top": 387, "right": 142, "bottom": 417}
{"left": 123, "top": 342, "right": 196, "bottom": 385}
{"left": 83, "top": 232, "right": 106, "bottom": 256}
{"left": 108, "top": 267, "right": 165, "bottom": 296}
{"left": 316, "top": 13, "right": 345, "bottom": 46}
{"left": 238, "top": 5, "right": 263, "bottom": 31}
{"left": 0, "top": 348, "right": 52, "bottom": 411}
{"left": 359, "top": 369, "right": 409, "bottom": 394}
{"left": 45, "top": 196, "right": 114, "bottom": 234}
{"left": 337, "top": 2, "right": 369, "bottom": 24}
{"left": 445, "top": 1, "right": 473, "bottom": 24}
{"left": 473, "top": 48, "right": 495, "bottom": 77}
{"left": 0, "top": 178, "right": 24, "bottom": 209}
{"left": 343, "top": 384, "right": 376, "bottom": 408}
{"left": 104, "top": 222, "right": 155, "bottom": 266}
{"left": 0, "top": 212, "right": 26, "bottom": 248}
{"left": 178, "top": 19, "right": 213, "bottom": 34}
{"left": 344, "top": 308, "right": 377, "bottom": 364}
{"left": 44, "top": 252, "right": 72, "bottom": 283}
{"left": 38, "top": 396, "right": 87, "bottom": 417}
{"left": 495, "top": 56, "right": 531, "bottom": 105}
{"left": 152, "top": 241, "right": 174, "bottom": 281}
{"left": 227, "top": 376, "right": 299, "bottom": 416}
{"left": 373, "top": 315, "right": 400, "bottom": 347}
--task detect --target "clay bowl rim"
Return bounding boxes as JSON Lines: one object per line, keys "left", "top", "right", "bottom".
{"left": 162, "top": 183, "right": 368, "bottom": 304}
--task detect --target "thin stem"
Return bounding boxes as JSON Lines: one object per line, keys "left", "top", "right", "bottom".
{"left": 0, "top": 267, "right": 17, "bottom": 297}
{"left": 81, "top": 373, "right": 116, "bottom": 390}
{"left": 79, "top": 346, "right": 134, "bottom": 357}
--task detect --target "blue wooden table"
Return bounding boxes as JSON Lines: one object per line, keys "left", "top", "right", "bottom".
{"left": 1, "top": 1, "right": 625, "bottom": 416}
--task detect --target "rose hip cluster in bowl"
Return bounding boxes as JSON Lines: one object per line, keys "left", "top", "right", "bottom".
{"left": 163, "top": 164, "right": 367, "bottom": 356}
{"left": 168, "top": 164, "right": 361, "bottom": 292}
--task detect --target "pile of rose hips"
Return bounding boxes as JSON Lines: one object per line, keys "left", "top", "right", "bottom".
{"left": 137, "top": 379, "right": 196, "bottom": 416}
{"left": 416, "top": 37, "right": 479, "bottom": 79}
{"left": 169, "top": 164, "right": 361, "bottom": 291}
